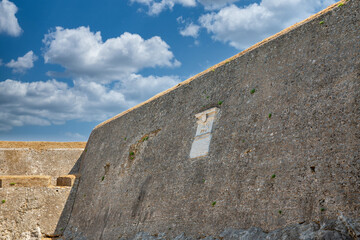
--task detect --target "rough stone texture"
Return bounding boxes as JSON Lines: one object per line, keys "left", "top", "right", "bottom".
{"left": 0, "top": 175, "right": 51, "bottom": 188}
{"left": 57, "top": 175, "right": 78, "bottom": 187}
{"left": 61, "top": 215, "right": 360, "bottom": 239}
{"left": 0, "top": 186, "right": 76, "bottom": 240}
{"left": 0, "top": 141, "right": 86, "bottom": 150}
{"left": 0, "top": 142, "right": 85, "bottom": 239}
{"left": 62, "top": 1, "right": 359, "bottom": 239}
{"left": 0, "top": 141, "right": 85, "bottom": 185}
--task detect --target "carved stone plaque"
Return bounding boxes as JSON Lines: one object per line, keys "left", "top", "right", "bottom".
{"left": 190, "top": 107, "right": 220, "bottom": 158}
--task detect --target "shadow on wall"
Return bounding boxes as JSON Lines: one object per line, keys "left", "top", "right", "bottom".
{"left": 51, "top": 151, "right": 85, "bottom": 238}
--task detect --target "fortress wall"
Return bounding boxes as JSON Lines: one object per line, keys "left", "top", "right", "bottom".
{"left": 62, "top": 1, "right": 359, "bottom": 239}
{"left": 0, "top": 141, "right": 85, "bottom": 185}
{"left": 0, "top": 142, "right": 85, "bottom": 239}
{"left": 0, "top": 187, "right": 78, "bottom": 239}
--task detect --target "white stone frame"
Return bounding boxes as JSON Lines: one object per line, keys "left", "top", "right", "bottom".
{"left": 189, "top": 107, "right": 220, "bottom": 158}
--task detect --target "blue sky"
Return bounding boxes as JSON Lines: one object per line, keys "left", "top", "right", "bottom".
{"left": 0, "top": 0, "right": 335, "bottom": 142}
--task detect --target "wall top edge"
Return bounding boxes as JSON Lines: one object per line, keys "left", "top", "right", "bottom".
{"left": 94, "top": 0, "right": 347, "bottom": 131}
{"left": 0, "top": 141, "right": 86, "bottom": 150}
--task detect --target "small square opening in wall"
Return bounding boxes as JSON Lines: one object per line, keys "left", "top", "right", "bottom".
{"left": 190, "top": 107, "right": 220, "bottom": 158}
{"left": 0, "top": 179, "right": 2, "bottom": 188}
{"left": 56, "top": 175, "right": 77, "bottom": 187}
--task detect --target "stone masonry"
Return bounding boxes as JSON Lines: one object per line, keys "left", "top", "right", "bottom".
{"left": 0, "top": 142, "right": 85, "bottom": 240}
{"left": 1, "top": 0, "right": 359, "bottom": 239}
{"left": 62, "top": 0, "right": 359, "bottom": 239}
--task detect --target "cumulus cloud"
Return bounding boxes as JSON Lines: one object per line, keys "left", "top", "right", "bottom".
{"left": 0, "top": 27, "right": 182, "bottom": 131}
{"left": 43, "top": 26, "right": 180, "bottom": 82}
{"left": 131, "top": 0, "right": 196, "bottom": 15}
{"left": 0, "top": 0, "right": 22, "bottom": 37}
{"left": 5, "top": 51, "right": 38, "bottom": 73}
{"left": 180, "top": 22, "right": 200, "bottom": 38}
{"left": 0, "top": 75, "right": 180, "bottom": 131}
{"left": 116, "top": 74, "right": 180, "bottom": 106}
{"left": 199, "top": 0, "right": 336, "bottom": 49}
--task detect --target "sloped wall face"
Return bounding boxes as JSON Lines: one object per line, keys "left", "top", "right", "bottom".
{"left": 65, "top": 1, "right": 359, "bottom": 239}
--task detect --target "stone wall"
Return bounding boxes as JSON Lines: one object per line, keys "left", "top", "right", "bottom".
{"left": 62, "top": 0, "right": 359, "bottom": 239}
{"left": 0, "top": 142, "right": 85, "bottom": 184}
{"left": 57, "top": 0, "right": 360, "bottom": 239}
{"left": 2, "top": 0, "right": 358, "bottom": 239}
{"left": 0, "top": 142, "right": 85, "bottom": 240}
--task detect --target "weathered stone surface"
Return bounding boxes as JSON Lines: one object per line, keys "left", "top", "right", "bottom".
{"left": 0, "top": 175, "right": 51, "bottom": 188}
{"left": 57, "top": 174, "right": 79, "bottom": 187}
{"left": 0, "top": 142, "right": 85, "bottom": 185}
{"left": 87, "top": 217, "right": 359, "bottom": 240}
{"left": 190, "top": 107, "right": 220, "bottom": 158}
{"left": 3, "top": 1, "right": 360, "bottom": 240}
{"left": 62, "top": 0, "right": 359, "bottom": 239}
{"left": 0, "top": 187, "right": 72, "bottom": 239}
{"left": 0, "top": 142, "right": 85, "bottom": 239}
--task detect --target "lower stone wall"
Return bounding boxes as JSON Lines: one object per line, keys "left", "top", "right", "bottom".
{"left": 0, "top": 184, "right": 78, "bottom": 240}
{"left": 100, "top": 215, "right": 359, "bottom": 240}
{"left": 0, "top": 142, "right": 85, "bottom": 240}
{"left": 0, "top": 141, "right": 85, "bottom": 185}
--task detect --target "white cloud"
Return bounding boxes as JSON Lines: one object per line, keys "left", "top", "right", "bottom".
{"left": 0, "top": 75, "right": 180, "bottom": 131}
{"left": 0, "top": 27, "right": 182, "bottom": 131}
{"left": 199, "top": 0, "right": 336, "bottom": 49}
{"left": 198, "top": 0, "right": 239, "bottom": 10}
{"left": 0, "top": 79, "right": 125, "bottom": 131}
{"left": 131, "top": 0, "right": 241, "bottom": 14}
{"left": 43, "top": 26, "right": 180, "bottom": 83}
{"left": 116, "top": 74, "right": 180, "bottom": 106}
{"left": 180, "top": 22, "right": 200, "bottom": 38}
{"left": 5, "top": 51, "right": 38, "bottom": 73}
{"left": 131, "top": 0, "right": 196, "bottom": 15}
{"left": 0, "top": 0, "right": 22, "bottom": 37}
{"left": 177, "top": 16, "right": 185, "bottom": 24}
